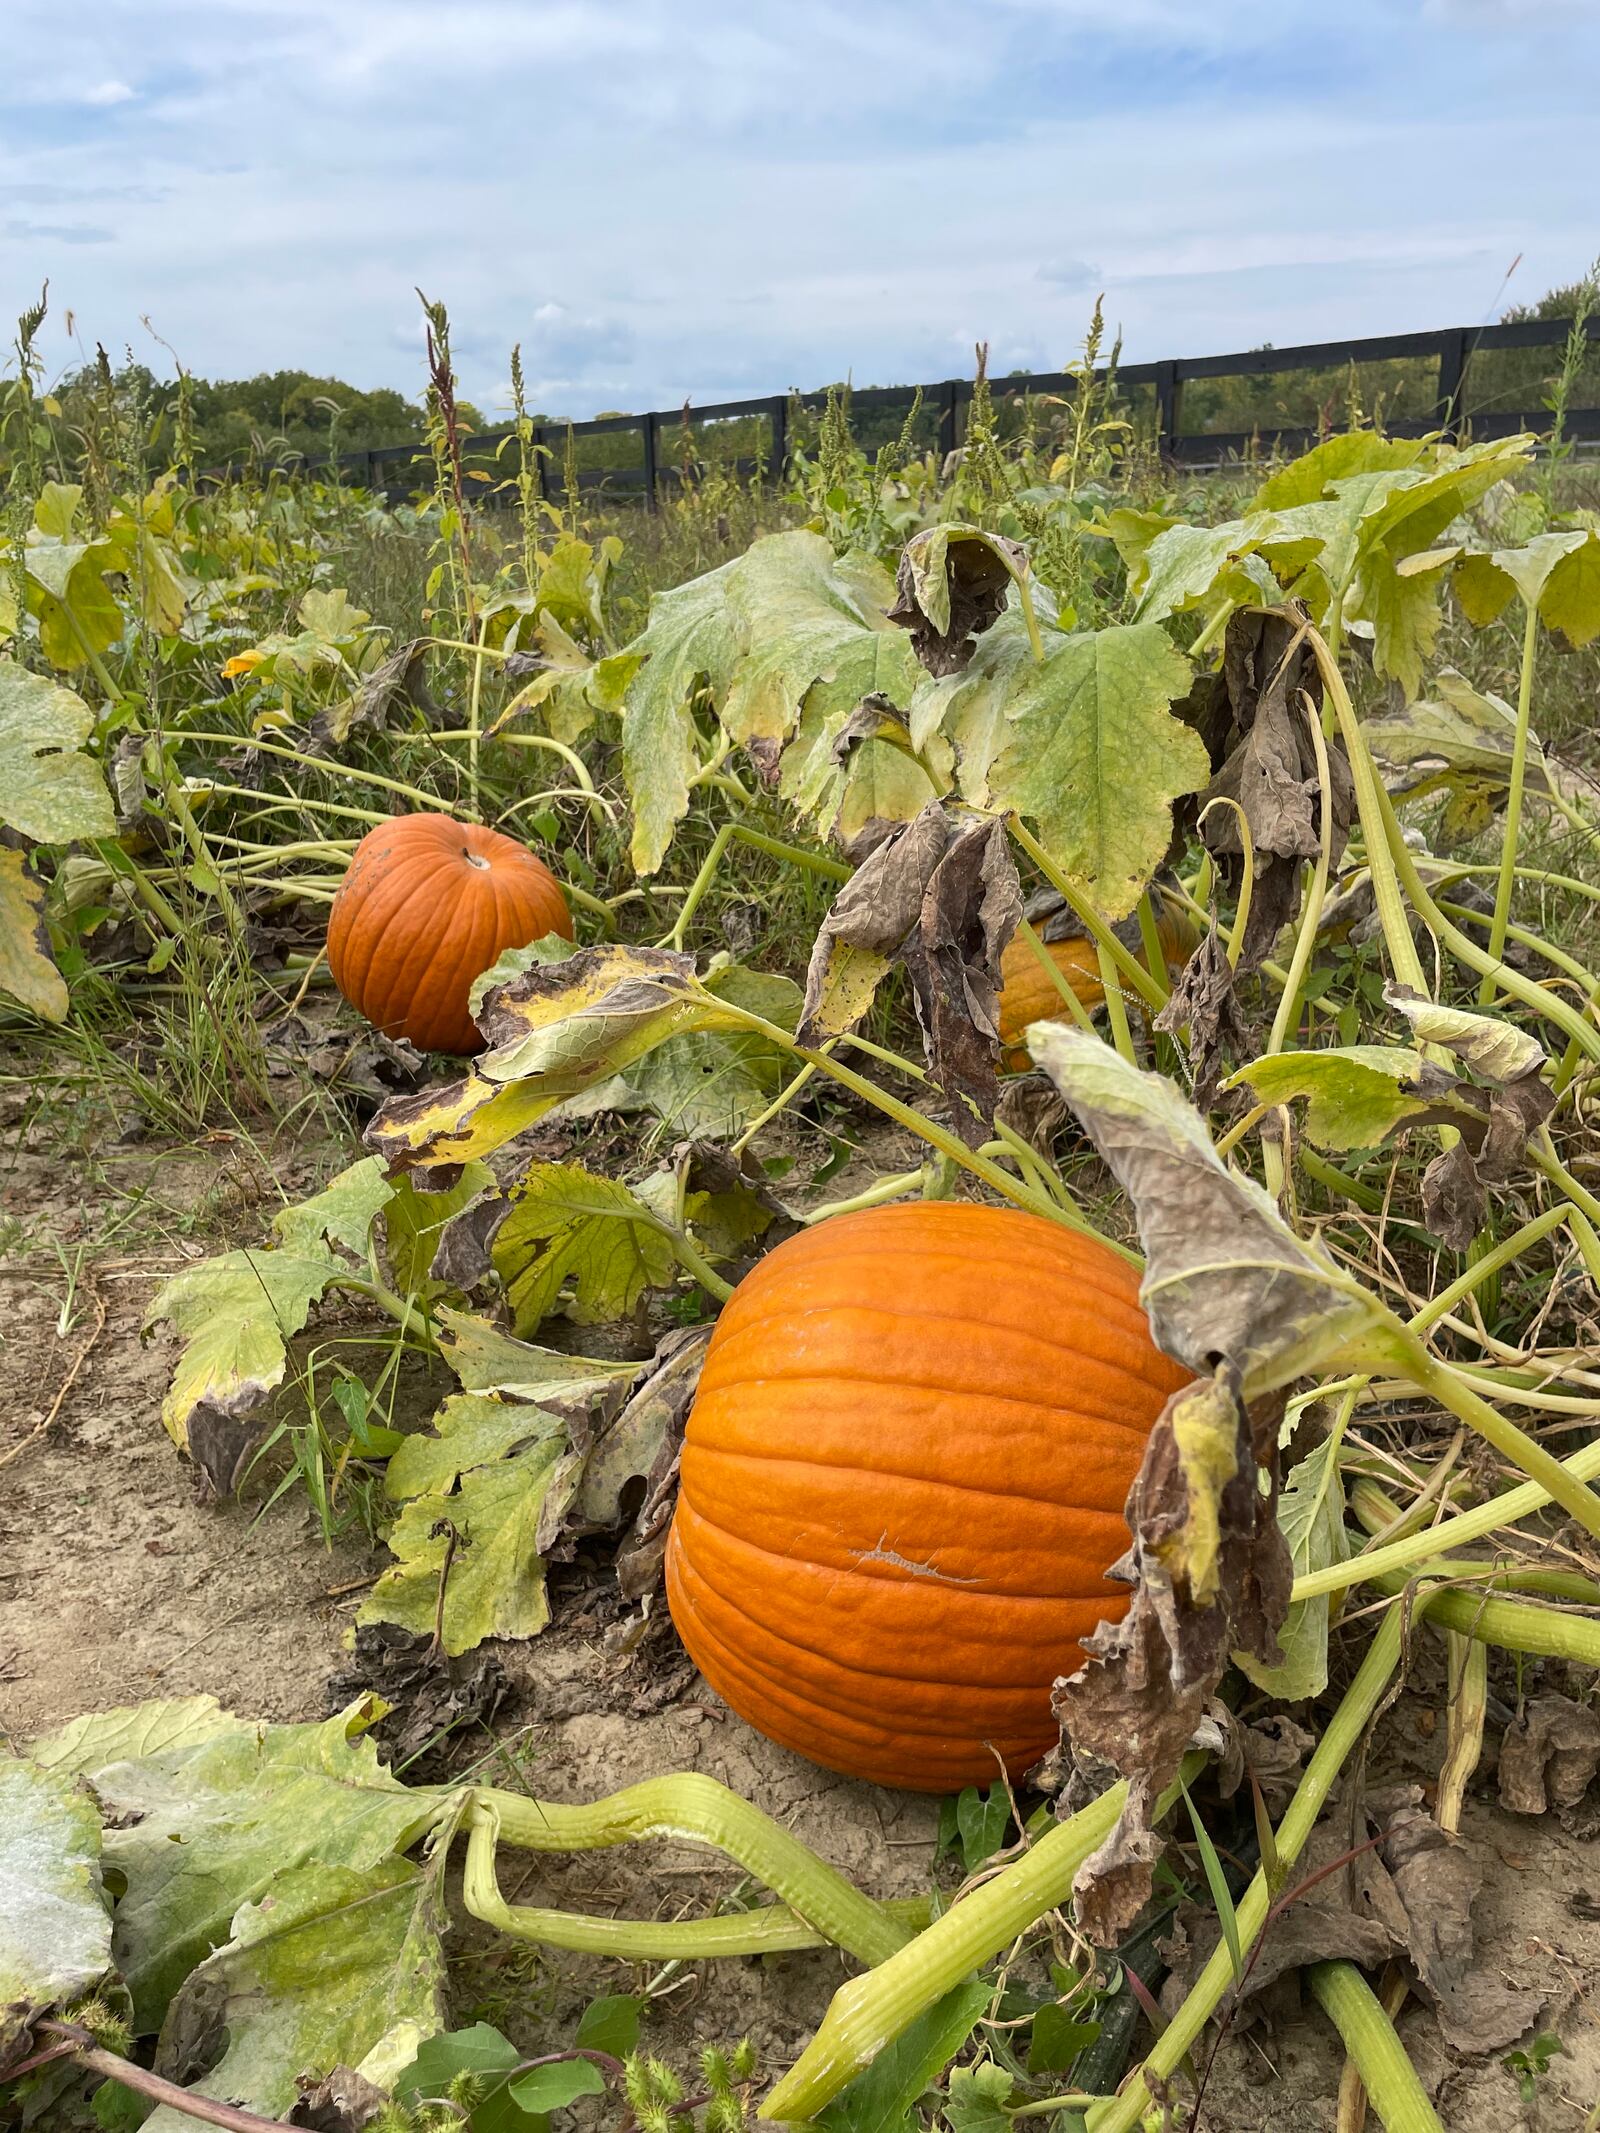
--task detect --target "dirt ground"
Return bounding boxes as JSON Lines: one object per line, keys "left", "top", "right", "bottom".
{"left": 3, "top": 1110, "right": 1599, "bottom": 2129}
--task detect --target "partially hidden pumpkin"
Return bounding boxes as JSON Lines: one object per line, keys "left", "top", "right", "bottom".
{"left": 327, "top": 812, "right": 573, "bottom": 1055}
{"left": 665, "top": 1201, "right": 1189, "bottom": 1793}
{"left": 997, "top": 905, "right": 1198, "bottom": 1069}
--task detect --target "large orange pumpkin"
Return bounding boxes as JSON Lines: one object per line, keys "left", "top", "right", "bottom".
{"left": 997, "top": 906, "right": 1197, "bottom": 1069}
{"left": 327, "top": 813, "right": 573, "bottom": 1055}
{"left": 665, "top": 1202, "right": 1188, "bottom": 1793}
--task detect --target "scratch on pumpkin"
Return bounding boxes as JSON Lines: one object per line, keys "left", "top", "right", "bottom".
{"left": 850, "top": 1534, "right": 980, "bottom": 1585}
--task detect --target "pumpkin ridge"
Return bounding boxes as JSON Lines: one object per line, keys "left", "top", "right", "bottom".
{"left": 669, "top": 1553, "right": 1056, "bottom": 1758}
{"left": 675, "top": 1503, "right": 1119, "bottom": 1676}
{"left": 392, "top": 892, "right": 482, "bottom": 1045}
{"left": 682, "top": 1445, "right": 1134, "bottom": 1559}
{"left": 692, "top": 1363, "right": 1168, "bottom": 1438}
{"left": 332, "top": 851, "right": 450, "bottom": 999}
{"left": 670, "top": 1547, "right": 1058, "bottom": 1723}
{"left": 342, "top": 855, "right": 457, "bottom": 1014}
{"left": 415, "top": 881, "right": 503, "bottom": 1048}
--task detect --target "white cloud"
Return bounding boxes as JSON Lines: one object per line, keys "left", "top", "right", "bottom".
{"left": 3, "top": 0, "right": 1599, "bottom": 420}
{"left": 81, "top": 79, "right": 136, "bottom": 105}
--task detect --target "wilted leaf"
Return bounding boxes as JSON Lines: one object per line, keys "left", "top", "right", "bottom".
{"left": 433, "top": 1306, "right": 640, "bottom": 1407}
{"left": 492, "top": 1161, "right": 677, "bottom": 1334}
{"left": 383, "top": 1163, "right": 495, "bottom": 1297}
{"left": 0, "top": 655, "right": 117, "bottom": 843}
{"left": 579, "top": 1324, "right": 712, "bottom": 1599}
{"left": 30, "top": 1699, "right": 445, "bottom": 2033}
{"left": 367, "top": 947, "right": 743, "bottom": 1173}
{"left": 1028, "top": 1034, "right": 1387, "bottom": 1941}
{"left": 1028, "top": 1030, "right": 1380, "bottom": 1390}
{"left": 313, "top": 639, "right": 441, "bottom": 746}
{"left": 142, "top": 1856, "right": 446, "bottom": 2133}
{"left": 1231, "top": 1046, "right": 1454, "bottom": 1152}
{"left": 989, "top": 621, "right": 1203, "bottom": 921}
{"left": 889, "top": 524, "right": 1026, "bottom": 676}
{"left": 1154, "top": 922, "right": 1250, "bottom": 1110}
{"left": 1187, "top": 607, "right": 1353, "bottom": 972}
{"left": 0, "top": 1758, "right": 112, "bottom": 2056}
{"left": 1421, "top": 1139, "right": 1484, "bottom": 1253}
{"left": 23, "top": 534, "right": 126, "bottom": 673}
{"left": 1133, "top": 519, "right": 1278, "bottom": 626}
{"left": 798, "top": 802, "right": 1021, "bottom": 1140}
{"left": 1383, "top": 983, "right": 1547, "bottom": 1085}
{"left": 0, "top": 845, "right": 68, "bottom": 1020}
{"left": 1364, "top": 669, "right": 1555, "bottom": 820}
{"left": 1498, "top": 1695, "right": 1600, "bottom": 1817}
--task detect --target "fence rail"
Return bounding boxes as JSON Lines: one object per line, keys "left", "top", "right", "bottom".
{"left": 214, "top": 314, "right": 1600, "bottom": 507}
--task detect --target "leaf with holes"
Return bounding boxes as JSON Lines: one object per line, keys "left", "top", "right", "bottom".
{"left": 492, "top": 1161, "right": 677, "bottom": 1334}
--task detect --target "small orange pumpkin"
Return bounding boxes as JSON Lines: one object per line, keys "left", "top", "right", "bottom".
{"left": 665, "top": 1201, "right": 1188, "bottom": 1793}
{"left": 997, "top": 906, "right": 1197, "bottom": 1069}
{"left": 327, "top": 813, "right": 573, "bottom": 1055}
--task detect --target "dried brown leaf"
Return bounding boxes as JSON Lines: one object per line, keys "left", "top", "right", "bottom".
{"left": 888, "top": 526, "right": 1026, "bottom": 676}
{"left": 1498, "top": 1694, "right": 1600, "bottom": 1816}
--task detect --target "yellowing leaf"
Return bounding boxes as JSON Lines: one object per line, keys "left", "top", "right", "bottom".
{"left": 1158, "top": 1373, "right": 1242, "bottom": 1603}
{"left": 492, "top": 1162, "right": 676, "bottom": 1333}
{"left": 0, "top": 656, "right": 116, "bottom": 843}
{"left": 1231, "top": 1047, "right": 1444, "bottom": 1152}
{"left": 0, "top": 847, "right": 68, "bottom": 1020}
{"left": 384, "top": 1391, "right": 565, "bottom": 1501}
{"left": 368, "top": 946, "right": 744, "bottom": 1173}
{"left": 144, "top": 1244, "right": 342, "bottom": 1453}
{"left": 359, "top": 1440, "right": 564, "bottom": 1652}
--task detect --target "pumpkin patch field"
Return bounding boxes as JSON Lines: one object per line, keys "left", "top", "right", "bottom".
{"left": 7, "top": 302, "right": 1600, "bottom": 2133}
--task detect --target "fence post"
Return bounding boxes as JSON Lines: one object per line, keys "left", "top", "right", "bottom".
{"left": 768, "top": 394, "right": 788, "bottom": 482}
{"left": 642, "top": 411, "right": 660, "bottom": 512}
{"left": 1154, "top": 360, "right": 1179, "bottom": 461}
{"left": 1435, "top": 329, "right": 1469, "bottom": 440}
{"left": 936, "top": 379, "right": 960, "bottom": 462}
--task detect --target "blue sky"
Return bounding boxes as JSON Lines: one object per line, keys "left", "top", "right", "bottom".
{"left": 2, "top": 0, "right": 1597, "bottom": 422}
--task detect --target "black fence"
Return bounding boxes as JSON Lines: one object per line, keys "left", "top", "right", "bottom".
{"left": 224, "top": 314, "right": 1600, "bottom": 508}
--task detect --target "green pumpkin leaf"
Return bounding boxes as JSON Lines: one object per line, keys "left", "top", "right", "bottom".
{"left": 30, "top": 1698, "right": 446, "bottom": 2032}
{"left": 359, "top": 1438, "right": 566, "bottom": 1653}
{"left": 817, "top": 1977, "right": 990, "bottom": 2132}
{"left": 0, "top": 655, "right": 116, "bottom": 843}
{"left": 989, "top": 622, "right": 1203, "bottom": 920}
{"left": 0, "top": 1759, "right": 112, "bottom": 2054}
{"left": 138, "top": 1857, "right": 446, "bottom": 2133}
{"left": 1235, "top": 1428, "right": 1350, "bottom": 1701}
{"left": 942, "top": 2062, "right": 1017, "bottom": 2130}
{"left": 722, "top": 531, "right": 917, "bottom": 754}
{"left": 272, "top": 1156, "right": 394, "bottom": 1257}
{"left": 23, "top": 535, "right": 126, "bottom": 672}
{"left": 619, "top": 558, "right": 741, "bottom": 874}
{"left": 574, "top": 1991, "right": 644, "bottom": 2057}
{"left": 492, "top": 1161, "right": 676, "bottom": 1333}
{"left": 385, "top": 1391, "right": 566, "bottom": 1501}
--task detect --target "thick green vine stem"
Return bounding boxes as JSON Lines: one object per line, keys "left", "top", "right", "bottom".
{"left": 760, "top": 1777, "right": 1137, "bottom": 2122}
{"left": 480, "top": 1773, "right": 912, "bottom": 1967}
{"left": 1307, "top": 1963, "right": 1445, "bottom": 2133}
{"left": 463, "top": 1802, "right": 929, "bottom": 1960}
{"left": 1085, "top": 1598, "right": 1428, "bottom": 2133}
{"left": 1363, "top": 1565, "right": 1600, "bottom": 1664}
{"left": 1293, "top": 1435, "right": 1600, "bottom": 1603}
